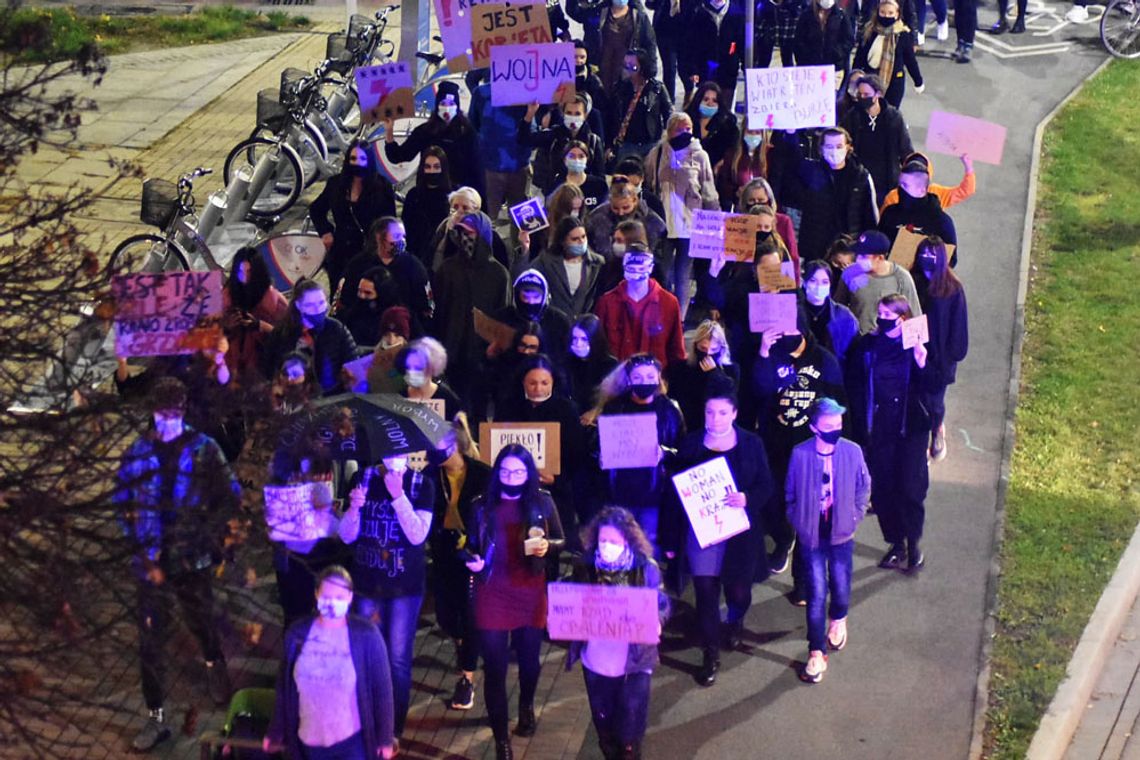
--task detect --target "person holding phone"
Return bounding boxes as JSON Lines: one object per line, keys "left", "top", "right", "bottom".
{"left": 461, "top": 445, "right": 565, "bottom": 760}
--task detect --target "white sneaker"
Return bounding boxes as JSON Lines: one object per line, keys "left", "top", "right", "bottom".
{"left": 936, "top": 19, "right": 950, "bottom": 40}
{"left": 1065, "top": 4, "right": 1090, "bottom": 21}
{"left": 800, "top": 650, "right": 828, "bottom": 683}
{"left": 917, "top": 31, "right": 926, "bottom": 45}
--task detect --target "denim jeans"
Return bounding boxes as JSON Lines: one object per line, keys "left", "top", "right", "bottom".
{"left": 303, "top": 731, "right": 367, "bottom": 760}
{"left": 356, "top": 593, "right": 424, "bottom": 736}
{"left": 917, "top": 0, "right": 949, "bottom": 28}
{"left": 803, "top": 540, "right": 854, "bottom": 653}
{"left": 663, "top": 238, "right": 694, "bottom": 321}
{"left": 480, "top": 626, "right": 544, "bottom": 741}
{"left": 583, "top": 668, "right": 652, "bottom": 754}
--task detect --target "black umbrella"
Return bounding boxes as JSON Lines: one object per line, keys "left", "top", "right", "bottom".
{"left": 278, "top": 392, "right": 449, "bottom": 462}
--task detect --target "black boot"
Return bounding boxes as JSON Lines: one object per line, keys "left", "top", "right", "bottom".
{"left": 723, "top": 620, "right": 744, "bottom": 650}
{"left": 496, "top": 738, "right": 514, "bottom": 760}
{"left": 513, "top": 704, "right": 536, "bottom": 737}
{"left": 1011, "top": 14, "right": 1026, "bottom": 32}
{"left": 907, "top": 539, "right": 925, "bottom": 573}
{"left": 878, "top": 543, "right": 905, "bottom": 569}
{"left": 954, "top": 41, "right": 974, "bottom": 63}
{"left": 988, "top": 17, "right": 1009, "bottom": 33}
{"left": 696, "top": 647, "right": 719, "bottom": 687}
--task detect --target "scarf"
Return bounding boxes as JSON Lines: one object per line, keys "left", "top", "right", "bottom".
{"left": 594, "top": 546, "right": 635, "bottom": 576}
{"left": 867, "top": 20, "right": 906, "bottom": 86}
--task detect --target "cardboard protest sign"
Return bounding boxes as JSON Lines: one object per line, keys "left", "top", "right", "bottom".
{"left": 355, "top": 62, "right": 415, "bottom": 124}
{"left": 433, "top": 0, "right": 488, "bottom": 72}
{"left": 748, "top": 292, "right": 799, "bottom": 334}
{"left": 480, "top": 421, "right": 561, "bottom": 476}
{"left": 724, "top": 215, "right": 765, "bottom": 262}
{"left": 757, "top": 259, "right": 797, "bottom": 292}
{"left": 902, "top": 313, "right": 930, "bottom": 350}
{"left": 258, "top": 234, "right": 325, "bottom": 293}
{"left": 745, "top": 65, "right": 836, "bottom": 131}
{"left": 470, "top": 1, "right": 551, "bottom": 68}
{"left": 490, "top": 42, "right": 575, "bottom": 106}
{"left": 473, "top": 307, "right": 518, "bottom": 353}
{"left": 509, "top": 197, "right": 549, "bottom": 233}
{"left": 264, "top": 482, "right": 337, "bottom": 542}
{"left": 672, "top": 456, "right": 749, "bottom": 549}
{"left": 409, "top": 396, "right": 448, "bottom": 419}
{"left": 547, "top": 582, "right": 660, "bottom": 644}
{"left": 113, "top": 271, "right": 223, "bottom": 357}
{"left": 926, "top": 110, "right": 1006, "bottom": 166}
{"left": 889, "top": 227, "right": 956, "bottom": 271}
{"left": 598, "top": 413, "right": 660, "bottom": 470}
{"left": 688, "top": 209, "right": 727, "bottom": 260}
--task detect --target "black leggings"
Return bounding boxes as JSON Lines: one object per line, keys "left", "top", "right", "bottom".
{"left": 480, "top": 626, "right": 544, "bottom": 741}
{"left": 693, "top": 575, "right": 753, "bottom": 654}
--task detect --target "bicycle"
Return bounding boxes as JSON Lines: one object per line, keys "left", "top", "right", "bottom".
{"left": 1101, "top": 0, "right": 1140, "bottom": 56}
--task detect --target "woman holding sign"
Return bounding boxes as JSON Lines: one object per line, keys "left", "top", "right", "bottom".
{"left": 566, "top": 507, "right": 669, "bottom": 760}
{"left": 463, "top": 445, "right": 564, "bottom": 760}
{"left": 669, "top": 382, "right": 772, "bottom": 687}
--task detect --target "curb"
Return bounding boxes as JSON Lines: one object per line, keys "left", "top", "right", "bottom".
{"left": 966, "top": 55, "right": 1114, "bottom": 760}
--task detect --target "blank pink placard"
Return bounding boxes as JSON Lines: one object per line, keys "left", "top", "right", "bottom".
{"left": 926, "top": 110, "right": 1007, "bottom": 166}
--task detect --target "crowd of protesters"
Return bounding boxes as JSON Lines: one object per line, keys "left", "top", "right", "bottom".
{"left": 111, "top": 4, "right": 976, "bottom": 757}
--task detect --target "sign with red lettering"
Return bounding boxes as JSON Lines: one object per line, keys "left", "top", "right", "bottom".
{"left": 490, "top": 42, "right": 575, "bottom": 106}
{"left": 672, "top": 456, "right": 748, "bottom": 549}
{"left": 112, "top": 271, "right": 223, "bottom": 357}
{"left": 470, "top": 1, "right": 552, "bottom": 69}
{"left": 433, "top": 0, "right": 492, "bottom": 72}
{"left": 547, "top": 583, "right": 660, "bottom": 644}
{"left": 745, "top": 65, "right": 836, "bottom": 130}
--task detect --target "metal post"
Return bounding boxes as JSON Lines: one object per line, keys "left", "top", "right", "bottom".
{"left": 744, "top": 0, "right": 755, "bottom": 71}
{"left": 346, "top": 0, "right": 358, "bottom": 28}
{"left": 401, "top": 0, "right": 433, "bottom": 82}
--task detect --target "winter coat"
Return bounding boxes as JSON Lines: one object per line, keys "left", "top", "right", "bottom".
{"left": 594, "top": 279, "right": 686, "bottom": 365}
{"left": 384, "top": 115, "right": 483, "bottom": 193}
{"left": 793, "top": 6, "right": 856, "bottom": 72}
{"left": 840, "top": 102, "right": 914, "bottom": 205}
{"left": 528, "top": 249, "right": 607, "bottom": 316}
{"left": 643, "top": 138, "right": 721, "bottom": 238}
{"left": 679, "top": 0, "right": 747, "bottom": 93}
{"left": 785, "top": 437, "right": 870, "bottom": 549}
{"left": 402, "top": 184, "right": 451, "bottom": 268}
{"left": 852, "top": 26, "right": 923, "bottom": 108}
{"left": 470, "top": 84, "right": 532, "bottom": 174}
{"left": 584, "top": 199, "right": 669, "bottom": 260}
{"left": 608, "top": 78, "right": 673, "bottom": 149}
{"left": 792, "top": 150, "right": 878, "bottom": 262}
{"left": 685, "top": 108, "right": 741, "bottom": 174}
{"left": 518, "top": 119, "right": 606, "bottom": 194}
{"left": 308, "top": 174, "right": 398, "bottom": 283}
{"left": 262, "top": 317, "right": 359, "bottom": 394}
{"left": 916, "top": 283, "right": 968, "bottom": 387}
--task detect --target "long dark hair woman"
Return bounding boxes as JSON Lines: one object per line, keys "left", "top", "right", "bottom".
{"left": 401, "top": 146, "right": 453, "bottom": 264}
{"left": 309, "top": 139, "right": 398, "bottom": 290}
{"left": 462, "top": 445, "right": 565, "bottom": 760}
{"left": 684, "top": 81, "right": 740, "bottom": 173}
{"left": 222, "top": 245, "right": 288, "bottom": 382}
{"left": 566, "top": 314, "right": 618, "bottom": 413}
{"left": 909, "top": 236, "right": 968, "bottom": 462}
{"left": 262, "top": 278, "right": 359, "bottom": 395}
{"left": 382, "top": 80, "right": 483, "bottom": 195}
{"left": 669, "top": 384, "right": 773, "bottom": 688}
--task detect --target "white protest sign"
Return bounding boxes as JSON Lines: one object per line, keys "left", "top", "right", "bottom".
{"left": 354, "top": 62, "right": 415, "bottom": 124}
{"left": 547, "top": 582, "right": 660, "bottom": 644}
{"left": 113, "top": 271, "right": 223, "bottom": 357}
{"left": 598, "top": 413, "right": 660, "bottom": 470}
{"left": 746, "top": 65, "right": 836, "bottom": 131}
{"left": 264, "top": 482, "right": 336, "bottom": 542}
{"left": 409, "top": 396, "right": 448, "bottom": 419}
{"left": 480, "top": 422, "right": 561, "bottom": 475}
{"left": 672, "top": 456, "right": 749, "bottom": 549}
{"left": 688, "top": 209, "right": 727, "bottom": 260}
{"left": 748, "top": 292, "right": 799, "bottom": 334}
{"left": 490, "top": 42, "right": 576, "bottom": 107}
{"left": 902, "top": 313, "right": 930, "bottom": 349}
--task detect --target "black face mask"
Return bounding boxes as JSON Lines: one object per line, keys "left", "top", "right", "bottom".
{"left": 857, "top": 97, "right": 875, "bottom": 111}
{"left": 877, "top": 14, "right": 896, "bottom": 25}
{"left": 877, "top": 316, "right": 900, "bottom": 334}
{"left": 774, "top": 334, "right": 802, "bottom": 354}
{"left": 304, "top": 311, "right": 328, "bottom": 331}
{"left": 575, "top": 63, "right": 587, "bottom": 76}
{"left": 500, "top": 482, "right": 526, "bottom": 498}
{"left": 629, "top": 382, "right": 657, "bottom": 400}
{"left": 668, "top": 132, "right": 693, "bottom": 151}
{"left": 519, "top": 301, "right": 544, "bottom": 321}
{"left": 423, "top": 172, "right": 443, "bottom": 188}
{"left": 755, "top": 230, "right": 773, "bottom": 243}
{"left": 347, "top": 163, "right": 369, "bottom": 178}
{"left": 427, "top": 445, "right": 455, "bottom": 467}
{"left": 815, "top": 428, "right": 842, "bottom": 445}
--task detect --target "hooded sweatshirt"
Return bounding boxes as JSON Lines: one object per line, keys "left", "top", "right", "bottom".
{"left": 880, "top": 151, "right": 976, "bottom": 213}
{"left": 494, "top": 269, "right": 573, "bottom": 362}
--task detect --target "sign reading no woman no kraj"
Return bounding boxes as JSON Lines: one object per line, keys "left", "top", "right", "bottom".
{"left": 490, "top": 42, "right": 575, "bottom": 106}
{"left": 113, "top": 271, "right": 223, "bottom": 357}
{"left": 745, "top": 65, "right": 836, "bottom": 131}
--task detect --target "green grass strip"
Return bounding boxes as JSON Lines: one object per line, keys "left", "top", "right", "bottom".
{"left": 984, "top": 59, "right": 1140, "bottom": 758}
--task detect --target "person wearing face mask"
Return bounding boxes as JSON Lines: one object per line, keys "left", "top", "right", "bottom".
{"left": 594, "top": 248, "right": 686, "bottom": 366}
{"left": 877, "top": 159, "right": 958, "bottom": 262}
{"left": 833, "top": 230, "right": 922, "bottom": 334}
{"left": 336, "top": 266, "right": 402, "bottom": 348}
{"left": 585, "top": 177, "right": 668, "bottom": 263}
{"left": 310, "top": 140, "right": 398, "bottom": 290}
{"left": 839, "top": 75, "right": 915, "bottom": 210}
{"left": 570, "top": 41, "right": 610, "bottom": 141}
{"left": 591, "top": 353, "right": 686, "bottom": 551}
{"left": 525, "top": 216, "right": 607, "bottom": 316}
{"left": 429, "top": 189, "right": 513, "bottom": 272}
{"left": 520, "top": 94, "right": 606, "bottom": 195}
{"left": 565, "top": 507, "right": 670, "bottom": 760}
{"left": 265, "top": 566, "right": 397, "bottom": 760}
{"left": 462, "top": 445, "right": 565, "bottom": 760}
{"left": 787, "top": 126, "right": 878, "bottom": 263}
{"left": 845, "top": 293, "right": 931, "bottom": 573}
{"left": 263, "top": 278, "right": 359, "bottom": 395}
{"left": 802, "top": 260, "right": 860, "bottom": 364}
{"left": 669, "top": 386, "right": 773, "bottom": 687}
{"left": 565, "top": 314, "right": 619, "bottom": 412}
{"left": 339, "top": 451, "right": 435, "bottom": 744}
{"left": 492, "top": 269, "right": 573, "bottom": 367}
{"left": 716, "top": 130, "right": 769, "bottom": 213}
{"left": 851, "top": 2, "right": 923, "bottom": 111}
{"left": 553, "top": 141, "right": 610, "bottom": 211}
{"left": 880, "top": 151, "right": 976, "bottom": 216}
{"left": 402, "top": 146, "right": 453, "bottom": 270}
{"left": 396, "top": 337, "right": 465, "bottom": 420}
{"left": 114, "top": 377, "right": 241, "bottom": 752}
{"left": 785, "top": 397, "right": 870, "bottom": 684}
{"left": 909, "top": 237, "right": 968, "bottom": 461}
{"left": 643, "top": 112, "right": 721, "bottom": 322}
{"left": 793, "top": 0, "right": 855, "bottom": 80}
{"left": 384, "top": 81, "right": 483, "bottom": 195}
{"left": 666, "top": 319, "right": 741, "bottom": 430}
{"left": 683, "top": 82, "right": 740, "bottom": 173}
{"left": 597, "top": 0, "right": 657, "bottom": 96}
{"left": 607, "top": 48, "right": 672, "bottom": 167}
{"left": 756, "top": 0, "right": 809, "bottom": 68}
{"left": 340, "top": 218, "right": 434, "bottom": 336}
{"left": 680, "top": 0, "right": 746, "bottom": 99}
{"left": 221, "top": 246, "right": 288, "bottom": 382}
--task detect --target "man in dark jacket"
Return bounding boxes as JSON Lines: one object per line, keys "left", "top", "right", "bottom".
{"left": 519, "top": 93, "right": 606, "bottom": 195}
{"left": 339, "top": 217, "right": 434, "bottom": 334}
{"left": 840, "top": 73, "right": 915, "bottom": 207}
{"left": 680, "top": 0, "right": 746, "bottom": 98}
{"left": 495, "top": 269, "right": 574, "bottom": 363}
{"left": 877, "top": 159, "right": 958, "bottom": 266}
{"left": 793, "top": 0, "right": 856, "bottom": 76}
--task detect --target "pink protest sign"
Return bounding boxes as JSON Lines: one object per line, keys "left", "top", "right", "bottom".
{"left": 490, "top": 42, "right": 575, "bottom": 107}
{"left": 748, "top": 292, "right": 798, "bottom": 334}
{"left": 672, "top": 457, "right": 748, "bottom": 549}
{"left": 113, "top": 271, "right": 223, "bottom": 357}
{"left": 926, "top": 110, "right": 1007, "bottom": 165}
{"left": 598, "top": 413, "right": 660, "bottom": 469}
{"left": 902, "top": 313, "right": 930, "bottom": 349}
{"left": 547, "top": 582, "right": 660, "bottom": 644}
{"left": 745, "top": 65, "right": 836, "bottom": 130}
{"left": 354, "top": 62, "right": 415, "bottom": 124}
{"left": 432, "top": 0, "right": 487, "bottom": 72}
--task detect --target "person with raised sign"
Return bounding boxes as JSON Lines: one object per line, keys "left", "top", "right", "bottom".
{"left": 263, "top": 279, "right": 359, "bottom": 396}
{"left": 383, "top": 81, "right": 483, "bottom": 195}
{"left": 566, "top": 507, "right": 670, "bottom": 760}
{"left": 877, "top": 158, "right": 958, "bottom": 266}
{"left": 462, "top": 445, "right": 565, "bottom": 760}
{"left": 470, "top": 76, "right": 532, "bottom": 221}
{"left": 833, "top": 230, "right": 922, "bottom": 334}
{"left": 846, "top": 293, "right": 930, "bottom": 573}
{"left": 785, "top": 398, "right": 871, "bottom": 684}
{"left": 668, "top": 382, "right": 772, "bottom": 687}
{"left": 909, "top": 236, "right": 968, "bottom": 462}
{"left": 879, "top": 151, "right": 976, "bottom": 216}
{"left": 840, "top": 73, "right": 915, "bottom": 207}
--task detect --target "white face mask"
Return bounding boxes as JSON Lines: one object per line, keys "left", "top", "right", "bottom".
{"left": 438, "top": 104, "right": 458, "bottom": 121}
{"left": 565, "top": 115, "right": 585, "bottom": 131}
{"left": 317, "top": 597, "right": 351, "bottom": 620}
{"left": 857, "top": 257, "right": 874, "bottom": 272}
{"left": 611, "top": 242, "right": 627, "bottom": 255}
{"left": 805, "top": 283, "right": 830, "bottom": 305}
{"left": 822, "top": 147, "right": 846, "bottom": 168}
{"left": 598, "top": 540, "right": 626, "bottom": 564}
{"left": 527, "top": 390, "right": 553, "bottom": 404}
{"left": 153, "top": 415, "right": 184, "bottom": 442}
{"left": 405, "top": 369, "right": 427, "bottom": 388}
{"left": 819, "top": 0, "right": 835, "bottom": 8}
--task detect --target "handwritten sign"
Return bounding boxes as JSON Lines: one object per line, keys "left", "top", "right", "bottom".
{"left": 757, "top": 260, "right": 797, "bottom": 292}
{"left": 470, "top": 1, "right": 552, "bottom": 68}
{"left": 433, "top": 0, "right": 491, "bottom": 71}
{"left": 598, "top": 413, "right": 660, "bottom": 470}
{"left": 926, "top": 110, "right": 1006, "bottom": 166}
{"left": 748, "top": 292, "right": 799, "bottom": 334}
{"left": 889, "top": 227, "right": 956, "bottom": 271}
{"left": 264, "top": 481, "right": 336, "bottom": 542}
{"left": 490, "top": 42, "right": 575, "bottom": 106}
{"left": 745, "top": 65, "right": 836, "bottom": 131}
{"left": 473, "top": 307, "right": 518, "bottom": 352}
{"left": 355, "top": 62, "right": 415, "bottom": 124}
{"left": 547, "top": 583, "right": 659, "bottom": 644}
{"left": 902, "top": 313, "right": 929, "bottom": 349}
{"left": 410, "top": 396, "right": 448, "bottom": 419}
{"left": 672, "top": 456, "right": 748, "bottom": 549}
{"left": 688, "top": 209, "right": 727, "bottom": 259}
{"left": 509, "top": 197, "right": 549, "bottom": 233}
{"left": 113, "top": 271, "right": 223, "bottom": 357}
{"left": 480, "top": 421, "right": 561, "bottom": 476}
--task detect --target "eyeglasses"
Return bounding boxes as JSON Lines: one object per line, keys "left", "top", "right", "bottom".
{"left": 499, "top": 467, "right": 528, "bottom": 479}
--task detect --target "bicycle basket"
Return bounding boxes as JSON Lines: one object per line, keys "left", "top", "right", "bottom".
{"left": 326, "top": 32, "right": 347, "bottom": 60}
{"left": 140, "top": 178, "right": 178, "bottom": 228}
{"left": 347, "top": 14, "right": 372, "bottom": 53}
{"left": 280, "top": 67, "right": 308, "bottom": 107}
{"left": 257, "top": 88, "right": 287, "bottom": 130}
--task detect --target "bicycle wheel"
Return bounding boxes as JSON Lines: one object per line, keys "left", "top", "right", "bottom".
{"left": 247, "top": 124, "right": 327, "bottom": 189}
{"left": 1101, "top": 0, "right": 1140, "bottom": 57}
{"left": 109, "top": 234, "right": 190, "bottom": 275}
{"left": 223, "top": 137, "right": 305, "bottom": 218}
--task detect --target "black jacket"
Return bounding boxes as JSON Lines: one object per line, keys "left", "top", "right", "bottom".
{"left": 793, "top": 6, "right": 856, "bottom": 72}
{"left": 598, "top": 393, "right": 686, "bottom": 512}
{"left": 916, "top": 283, "right": 968, "bottom": 387}
{"left": 878, "top": 192, "right": 958, "bottom": 263}
{"left": 846, "top": 332, "right": 932, "bottom": 443}
{"left": 852, "top": 28, "right": 923, "bottom": 108}
{"left": 463, "top": 490, "right": 566, "bottom": 576}
{"left": 309, "top": 174, "right": 397, "bottom": 284}
{"left": 608, "top": 78, "right": 673, "bottom": 149}
{"left": 791, "top": 147, "right": 878, "bottom": 262}
{"left": 519, "top": 119, "right": 606, "bottom": 195}
{"left": 840, "top": 102, "right": 914, "bottom": 205}
{"left": 384, "top": 116, "right": 484, "bottom": 194}
{"left": 684, "top": 108, "right": 740, "bottom": 174}
{"left": 401, "top": 184, "right": 451, "bottom": 268}
{"left": 262, "top": 317, "right": 359, "bottom": 395}
{"left": 680, "top": 1, "right": 747, "bottom": 93}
